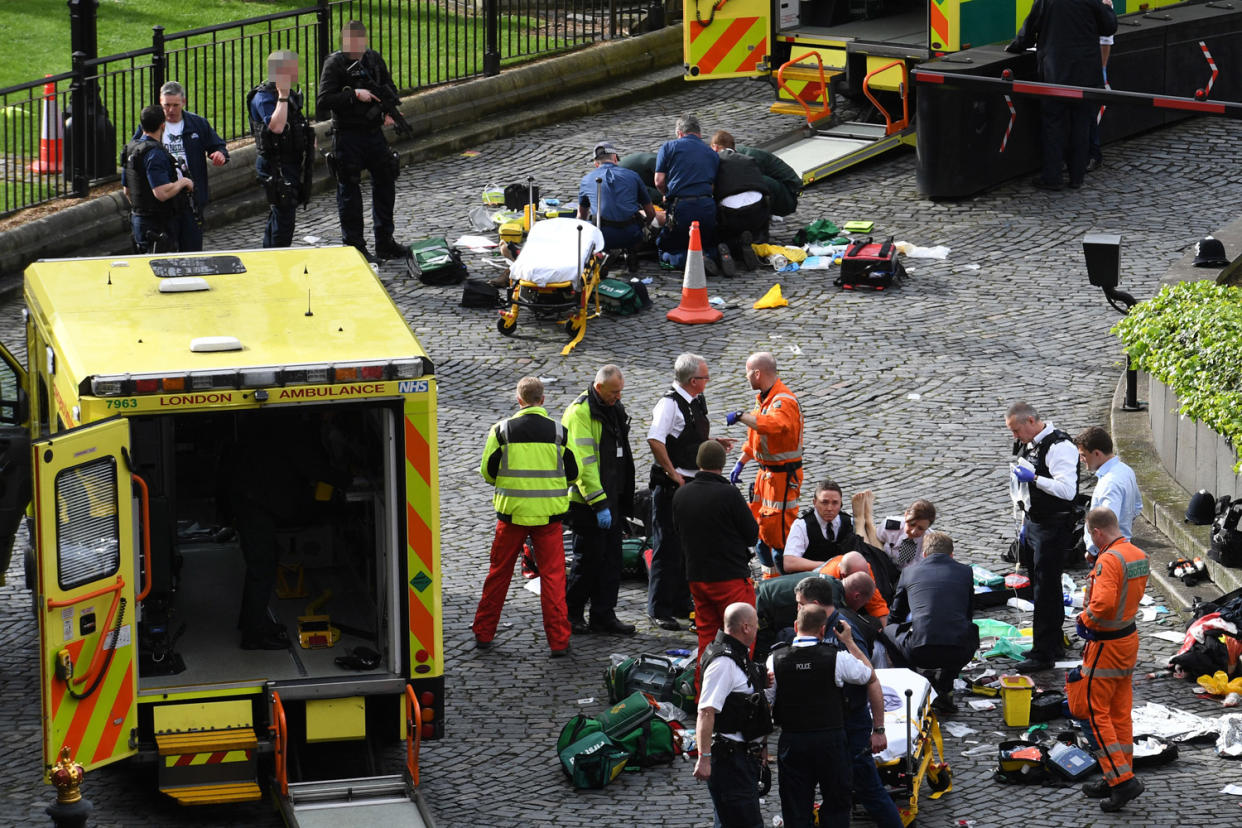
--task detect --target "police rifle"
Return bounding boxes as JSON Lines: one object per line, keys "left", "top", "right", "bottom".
{"left": 347, "top": 60, "right": 413, "bottom": 138}
{"left": 175, "top": 159, "right": 203, "bottom": 228}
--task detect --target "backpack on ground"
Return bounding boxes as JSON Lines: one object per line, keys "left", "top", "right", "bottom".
{"left": 835, "top": 236, "right": 906, "bottom": 290}
{"left": 557, "top": 731, "right": 630, "bottom": 789}
{"left": 605, "top": 654, "right": 683, "bottom": 703}
{"left": 460, "top": 277, "right": 502, "bottom": 308}
{"left": 504, "top": 181, "right": 539, "bottom": 211}
{"left": 409, "top": 237, "right": 467, "bottom": 285}
{"left": 1210, "top": 495, "right": 1242, "bottom": 567}
{"left": 597, "top": 278, "right": 644, "bottom": 315}
{"left": 557, "top": 691, "right": 676, "bottom": 771}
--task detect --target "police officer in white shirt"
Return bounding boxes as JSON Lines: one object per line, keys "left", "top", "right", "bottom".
{"left": 765, "top": 603, "right": 882, "bottom": 828}
{"left": 646, "top": 353, "right": 734, "bottom": 630}
{"left": 694, "top": 602, "right": 772, "bottom": 826}
{"left": 1005, "top": 401, "right": 1079, "bottom": 673}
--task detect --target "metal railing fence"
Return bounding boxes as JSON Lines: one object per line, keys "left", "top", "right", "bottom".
{"left": 0, "top": 0, "right": 664, "bottom": 218}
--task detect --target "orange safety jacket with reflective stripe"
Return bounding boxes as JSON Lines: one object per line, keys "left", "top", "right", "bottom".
{"left": 1080, "top": 538, "right": 1148, "bottom": 635}
{"left": 742, "top": 378, "right": 803, "bottom": 468}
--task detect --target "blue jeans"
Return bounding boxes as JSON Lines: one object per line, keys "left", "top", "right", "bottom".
{"left": 846, "top": 712, "right": 904, "bottom": 828}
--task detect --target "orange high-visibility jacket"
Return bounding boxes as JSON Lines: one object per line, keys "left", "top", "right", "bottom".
{"left": 820, "top": 555, "right": 889, "bottom": 620}
{"left": 742, "top": 378, "right": 803, "bottom": 468}
{"left": 1080, "top": 538, "right": 1149, "bottom": 635}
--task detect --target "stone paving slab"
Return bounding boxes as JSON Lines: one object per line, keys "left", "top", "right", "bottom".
{"left": 1, "top": 75, "right": 1241, "bottom": 826}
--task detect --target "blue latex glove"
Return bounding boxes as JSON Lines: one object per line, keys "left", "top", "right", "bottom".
{"left": 725, "top": 410, "right": 744, "bottom": 426}
{"left": 1013, "top": 465, "right": 1036, "bottom": 484}
{"left": 596, "top": 508, "right": 612, "bottom": 530}
{"left": 729, "top": 460, "right": 745, "bottom": 484}
{"left": 1076, "top": 618, "right": 1097, "bottom": 642}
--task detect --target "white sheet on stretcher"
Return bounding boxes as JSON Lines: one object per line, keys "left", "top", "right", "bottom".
{"left": 874, "top": 667, "right": 936, "bottom": 764}
{"left": 509, "top": 218, "right": 606, "bottom": 288}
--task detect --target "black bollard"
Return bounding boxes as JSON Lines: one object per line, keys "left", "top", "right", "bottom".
{"left": 45, "top": 746, "right": 93, "bottom": 828}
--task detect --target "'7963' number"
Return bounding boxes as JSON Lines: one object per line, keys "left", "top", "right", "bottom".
{"left": 106, "top": 398, "right": 137, "bottom": 409}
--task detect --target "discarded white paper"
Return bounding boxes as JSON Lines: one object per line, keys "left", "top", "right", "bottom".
{"left": 1150, "top": 630, "right": 1186, "bottom": 643}
{"left": 1054, "top": 660, "right": 1082, "bottom": 669}
{"left": 968, "top": 700, "right": 997, "bottom": 711}
{"left": 523, "top": 578, "right": 541, "bottom": 596}
{"left": 1221, "top": 784, "right": 1242, "bottom": 795}
{"left": 302, "top": 235, "right": 322, "bottom": 244}
{"left": 907, "top": 393, "right": 922, "bottom": 401}
{"left": 943, "top": 722, "right": 977, "bottom": 738}
{"left": 788, "top": 344, "right": 803, "bottom": 355}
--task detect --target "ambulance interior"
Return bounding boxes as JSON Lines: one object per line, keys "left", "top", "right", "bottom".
{"left": 127, "top": 401, "right": 402, "bottom": 692}
{"left": 776, "top": 0, "right": 926, "bottom": 52}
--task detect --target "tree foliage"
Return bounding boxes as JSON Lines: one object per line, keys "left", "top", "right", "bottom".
{"left": 1113, "top": 279, "right": 1242, "bottom": 470}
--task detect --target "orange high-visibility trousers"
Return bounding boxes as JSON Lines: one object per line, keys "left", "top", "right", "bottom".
{"left": 1082, "top": 633, "right": 1138, "bottom": 787}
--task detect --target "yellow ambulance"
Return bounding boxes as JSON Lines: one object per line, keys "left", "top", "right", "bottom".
{"left": 0, "top": 247, "right": 441, "bottom": 825}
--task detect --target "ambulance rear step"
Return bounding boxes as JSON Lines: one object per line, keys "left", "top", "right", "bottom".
{"left": 279, "top": 774, "right": 436, "bottom": 828}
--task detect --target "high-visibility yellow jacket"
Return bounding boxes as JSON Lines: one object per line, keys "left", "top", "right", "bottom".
{"left": 480, "top": 406, "right": 577, "bottom": 526}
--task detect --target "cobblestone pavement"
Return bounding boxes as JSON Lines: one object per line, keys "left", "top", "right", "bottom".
{"left": 2, "top": 75, "right": 1242, "bottom": 826}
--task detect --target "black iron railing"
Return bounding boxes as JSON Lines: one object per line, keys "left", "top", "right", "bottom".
{"left": 0, "top": 0, "right": 664, "bottom": 218}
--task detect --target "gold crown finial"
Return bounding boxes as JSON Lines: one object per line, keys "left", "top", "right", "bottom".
{"left": 50, "top": 745, "right": 84, "bottom": 804}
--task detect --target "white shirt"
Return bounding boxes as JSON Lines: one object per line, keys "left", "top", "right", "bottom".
{"left": 783, "top": 511, "right": 842, "bottom": 560}
{"left": 721, "top": 190, "right": 762, "bottom": 209}
{"left": 764, "top": 635, "right": 873, "bottom": 705}
{"left": 877, "top": 515, "right": 923, "bottom": 569}
{"left": 698, "top": 651, "right": 754, "bottom": 742}
{"left": 1028, "top": 422, "right": 1078, "bottom": 502}
{"left": 162, "top": 119, "right": 187, "bottom": 175}
{"left": 648, "top": 383, "right": 699, "bottom": 479}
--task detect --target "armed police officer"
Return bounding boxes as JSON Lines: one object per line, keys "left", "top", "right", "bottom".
{"left": 249, "top": 50, "right": 315, "bottom": 248}
{"left": 317, "top": 20, "right": 410, "bottom": 263}
{"left": 694, "top": 602, "right": 772, "bottom": 827}
{"left": 122, "top": 105, "right": 194, "bottom": 253}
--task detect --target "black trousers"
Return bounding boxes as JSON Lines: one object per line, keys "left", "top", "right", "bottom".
{"left": 1040, "top": 98, "right": 1092, "bottom": 187}
{"left": 718, "top": 198, "right": 770, "bottom": 247}
{"left": 886, "top": 636, "right": 980, "bottom": 697}
{"left": 1027, "top": 514, "right": 1074, "bottom": 661}
{"left": 565, "top": 515, "right": 623, "bottom": 623}
{"left": 707, "top": 741, "right": 763, "bottom": 828}
{"left": 647, "top": 481, "right": 691, "bottom": 619}
{"left": 261, "top": 161, "right": 301, "bottom": 248}
{"left": 235, "top": 506, "right": 278, "bottom": 638}
{"left": 333, "top": 129, "right": 397, "bottom": 250}
{"left": 777, "top": 728, "right": 850, "bottom": 828}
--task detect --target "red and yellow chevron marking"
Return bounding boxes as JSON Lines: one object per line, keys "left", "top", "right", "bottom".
{"left": 46, "top": 632, "right": 137, "bottom": 770}
{"left": 404, "top": 389, "right": 442, "bottom": 679}
{"left": 164, "top": 749, "right": 253, "bottom": 768}
{"left": 929, "top": 0, "right": 953, "bottom": 51}
{"left": 688, "top": 17, "right": 767, "bottom": 78}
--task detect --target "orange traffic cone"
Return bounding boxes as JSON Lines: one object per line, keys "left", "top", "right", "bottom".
{"left": 29, "top": 76, "right": 63, "bottom": 175}
{"left": 667, "top": 221, "right": 722, "bottom": 325}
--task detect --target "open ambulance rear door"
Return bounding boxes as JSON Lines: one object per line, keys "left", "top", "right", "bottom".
{"left": 684, "top": 0, "right": 771, "bottom": 79}
{"left": 34, "top": 417, "right": 141, "bottom": 775}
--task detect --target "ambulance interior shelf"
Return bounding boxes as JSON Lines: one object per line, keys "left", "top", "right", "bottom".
{"left": 130, "top": 402, "right": 398, "bottom": 692}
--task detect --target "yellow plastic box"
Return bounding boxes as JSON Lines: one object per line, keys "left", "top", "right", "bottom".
{"left": 1000, "top": 674, "right": 1035, "bottom": 727}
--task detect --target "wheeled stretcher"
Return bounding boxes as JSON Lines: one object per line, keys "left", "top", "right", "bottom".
{"left": 497, "top": 218, "right": 606, "bottom": 355}
{"left": 872, "top": 668, "right": 954, "bottom": 826}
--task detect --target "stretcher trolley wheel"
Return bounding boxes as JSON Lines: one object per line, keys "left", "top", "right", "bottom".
{"left": 563, "top": 318, "right": 583, "bottom": 340}
{"left": 927, "top": 761, "right": 952, "bottom": 795}
{"left": 497, "top": 315, "right": 517, "bottom": 336}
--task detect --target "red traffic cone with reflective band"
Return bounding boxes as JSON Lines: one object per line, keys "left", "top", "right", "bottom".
{"left": 29, "top": 76, "right": 63, "bottom": 175}
{"left": 667, "top": 221, "right": 722, "bottom": 325}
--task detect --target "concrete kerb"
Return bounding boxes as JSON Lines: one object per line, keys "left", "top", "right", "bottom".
{"left": 0, "top": 26, "right": 684, "bottom": 298}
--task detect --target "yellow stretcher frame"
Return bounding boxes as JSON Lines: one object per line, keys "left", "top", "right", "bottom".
{"left": 874, "top": 688, "right": 954, "bottom": 826}
{"left": 495, "top": 252, "right": 604, "bottom": 356}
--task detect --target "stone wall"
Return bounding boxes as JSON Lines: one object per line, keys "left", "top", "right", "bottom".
{"left": 1148, "top": 373, "right": 1241, "bottom": 500}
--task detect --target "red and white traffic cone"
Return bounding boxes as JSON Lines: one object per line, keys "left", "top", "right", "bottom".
{"left": 666, "top": 221, "right": 722, "bottom": 325}
{"left": 29, "top": 76, "right": 63, "bottom": 175}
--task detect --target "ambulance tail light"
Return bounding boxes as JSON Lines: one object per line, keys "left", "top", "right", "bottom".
{"left": 240, "top": 369, "right": 278, "bottom": 388}
{"left": 91, "top": 376, "right": 125, "bottom": 396}
{"left": 419, "top": 690, "right": 436, "bottom": 739}
{"left": 333, "top": 366, "right": 359, "bottom": 382}
{"left": 391, "top": 358, "right": 424, "bottom": 379}
{"left": 281, "top": 364, "right": 330, "bottom": 385}
{"left": 133, "top": 378, "right": 159, "bottom": 393}
{"left": 332, "top": 361, "right": 388, "bottom": 382}
{"left": 161, "top": 376, "right": 186, "bottom": 392}
{"left": 189, "top": 370, "right": 238, "bottom": 390}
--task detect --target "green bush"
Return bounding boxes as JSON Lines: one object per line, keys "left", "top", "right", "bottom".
{"left": 1113, "top": 279, "right": 1242, "bottom": 470}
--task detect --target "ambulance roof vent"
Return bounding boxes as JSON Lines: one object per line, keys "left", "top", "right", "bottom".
{"left": 158, "top": 276, "right": 210, "bottom": 293}
{"left": 190, "top": 336, "right": 243, "bottom": 353}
